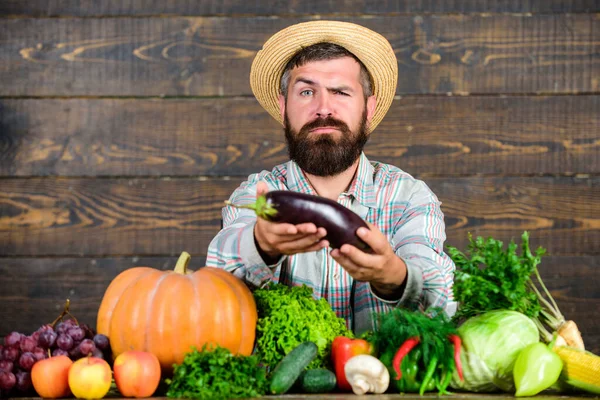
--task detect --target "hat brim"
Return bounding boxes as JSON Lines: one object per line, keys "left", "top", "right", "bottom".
{"left": 250, "top": 20, "right": 398, "bottom": 132}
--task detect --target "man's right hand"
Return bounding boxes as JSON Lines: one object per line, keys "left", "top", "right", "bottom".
{"left": 253, "top": 181, "right": 329, "bottom": 261}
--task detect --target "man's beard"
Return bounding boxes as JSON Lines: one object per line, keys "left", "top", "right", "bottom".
{"left": 284, "top": 109, "right": 369, "bottom": 177}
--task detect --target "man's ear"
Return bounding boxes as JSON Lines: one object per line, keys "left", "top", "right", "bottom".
{"left": 366, "top": 95, "right": 377, "bottom": 124}
{"left": 278, "top": 94, "right": 286, "bottom": 120}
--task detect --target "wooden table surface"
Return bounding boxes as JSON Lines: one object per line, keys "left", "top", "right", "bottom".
{"left": 11, "top": 394, "right": 600, "bottom": 400}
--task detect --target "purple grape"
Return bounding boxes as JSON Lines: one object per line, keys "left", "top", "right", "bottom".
{"left": 54, "top": 322, "right": 67, "bottom": 335}
{"left": 69, "top": 345, "right": 82, "bottom": 360}
{"left": 67, "top": 327, "right": 85, "bottom": 342}
{"left": 4, "top": 332, "right": 21, "bottom": 348}
{"left": 78, "top": 339, "right": 96, "bottom": 357}
{"left": 56, "top": 334, "right": 74, "bottom": 351}
{"left": 91, "top": 349, "right": 104, "bottom": 359}
{"left": 80, "top": 323, "right": 95, "bottom": 339}
{"left": 92, "top": 334, "right": 110, "bottom": 351}
{"left": 18, "top": 352, "right": 35, "bottom": 371}
{"left": 30, "top": 331, "right": 41, "bottom": 343}
{"left": 0, "top": 371, "right": 16, "bottom": 391}
{"left": 37, "top": 324, "right": 54, "bottom": 333}
{"left": 2, "top": 347, "right": 19, "bottom": 362}
{"left": 19, "top": 337, "right": 36, "bottom": 353}
{"left": 63, "top": 319, "right": 76, "bottom": 328}
{"left": 37, "top": 330, "right": 57, "bottom": 349}
{"left": 51, "top": 349, "right": 69, "bottom": 357}
{"left": 0, "top": 361, "right": 13, "bottom": 373}
{"left": 32, "top": 347, "right": 47, "bottom": 362}
{"left": 15, "top": 371, "right": 32, "bottom": 392}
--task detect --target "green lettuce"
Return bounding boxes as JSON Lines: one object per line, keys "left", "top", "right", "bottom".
{"left": 253, "top": 284, "right": 352, "bottom": 369}
{"left": 450, "top": 310, "right": 540, "bottom": 392}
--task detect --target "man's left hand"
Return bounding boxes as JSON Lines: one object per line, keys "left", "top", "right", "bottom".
{"left": 330, "top": 222, "right": 407, "bottom": 299}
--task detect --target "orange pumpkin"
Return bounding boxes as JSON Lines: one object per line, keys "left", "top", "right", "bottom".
{"left": 96, "top": 252, "right": 257, "bottom": 372}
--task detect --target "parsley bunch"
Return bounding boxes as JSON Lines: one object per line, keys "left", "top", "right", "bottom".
{"left": 447, "top": 231, "right": 570, "bottom": 343}
{"left": 165, "top": 345, "right": 268, "bottom": 399}
{"left": 446, "top": 231, "right": 543, "bottom": 321}
{"left": 253, "top": 284, "right": 352, "bottom": 370}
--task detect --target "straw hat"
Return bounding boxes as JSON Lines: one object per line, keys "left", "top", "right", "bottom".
{"left": 250, "top": 20, "right": 398, "bottom": 132}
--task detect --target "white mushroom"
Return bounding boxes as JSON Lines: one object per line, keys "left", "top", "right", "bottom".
{"left": 344, "top": 354, "right": 390, "bottom": 395}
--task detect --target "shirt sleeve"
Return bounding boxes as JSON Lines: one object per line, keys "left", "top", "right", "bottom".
{"left": 205, "top": 173, "right": 287, "bottom": 288}
{"left": 378, "top": 180, "right": 457, "bottom": 317}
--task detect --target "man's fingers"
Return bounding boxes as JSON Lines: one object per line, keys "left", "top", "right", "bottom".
{"left": 279, "top": 236, "right": 329, "bottom": 253}
{"left": 295, "top": 223, "right": 318, "bottom": 235}
{"left": 356, "top": 224, "right": 388, "bottom": 255}
{"left": 265, "top": 221, "right": 297, "bottom": 235}
{"left": 339, "top": 243, "right": 375, "bottom": 268}
{"left": 256, "top": 181, "right": 269, "bottom": 197}
{"left": 331, "top": 249, "right": 364, "bottom": 279}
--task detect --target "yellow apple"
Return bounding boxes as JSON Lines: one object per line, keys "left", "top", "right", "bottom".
{"left": 68, "top": 356, "right": 112, "bottom": 399}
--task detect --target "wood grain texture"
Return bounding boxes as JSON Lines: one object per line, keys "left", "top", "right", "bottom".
{"left": 1, "top": 96, "right": 598, "bottom": 177}
{"left": 0, "top": 0, "right": 598, "bottom": 16}
{"left": 1, "top": 15, "right": 598, "bottom": 96}
{"left": 0, "top": 177, "right": 598, "bottom": 257}
{"left": 1, "top": 256, "right": 598, "bottom": 354}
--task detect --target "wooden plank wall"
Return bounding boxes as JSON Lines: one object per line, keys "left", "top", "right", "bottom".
{"left": 1, "top": 2, "right": 599, "bottom": 352}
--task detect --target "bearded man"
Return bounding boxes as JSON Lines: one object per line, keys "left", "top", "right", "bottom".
{"left": 206, "top": 20, "right": 456, "bottom": 334}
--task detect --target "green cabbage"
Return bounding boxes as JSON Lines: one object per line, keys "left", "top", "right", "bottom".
{"left": 450, "top": 310, "right": 540, "bottom": 392}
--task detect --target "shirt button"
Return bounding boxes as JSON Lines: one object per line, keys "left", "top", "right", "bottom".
{"left": 333, "top": 273, "right": 339, "bottom": 280}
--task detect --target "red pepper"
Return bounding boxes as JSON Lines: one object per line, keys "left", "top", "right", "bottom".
{"left": 448, "top": 334, "right": 464, "bottom": 381}
{"left": 392, "top": 336, "right": 420, "bottom": 380}
{"left": 331, "top": 336, "right": 373, "bottom": 391}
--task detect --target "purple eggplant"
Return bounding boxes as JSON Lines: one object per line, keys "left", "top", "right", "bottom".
{"left": 226, "top": 190, "right": 372, "bottom": 253}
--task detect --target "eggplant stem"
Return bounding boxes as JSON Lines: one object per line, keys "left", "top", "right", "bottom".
{"left": 225, "top": 195, "right": 278, "bottom": 220}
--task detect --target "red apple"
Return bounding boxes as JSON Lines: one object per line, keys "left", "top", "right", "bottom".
{"left": 68, "top": 356, "right": 112, "bottom": 399}
{"left": 31, "top": 355, "right": 73, "bottom": 398}
{"left": 113, "top": 351, "right": 161, "bottom": 398}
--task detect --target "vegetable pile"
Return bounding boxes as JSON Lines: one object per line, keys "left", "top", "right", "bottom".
{"left": 157, "top": 231, "right": 599, "bottom": 398}
{"left": 252, "top": 283, "right": 352, "bottom": 370}
{"left": 447, "top": 231, "right": 599, "bottom": 396}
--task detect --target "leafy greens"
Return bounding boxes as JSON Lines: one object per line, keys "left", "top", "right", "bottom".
{"left": 446, "top": 231, "right": 543, "bottom": 321}
{"left": 165, "top": 344, "right": 268, "bottom": 399}
{"left": 253, "top": 283, "right": 352, "bottom": 370}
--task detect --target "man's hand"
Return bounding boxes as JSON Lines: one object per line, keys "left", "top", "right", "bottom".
{"left": 254, "top": 182, "right": 329, "bottom": 261}
{"left": 331, "top": 222, "right": 407, "bottom": 299}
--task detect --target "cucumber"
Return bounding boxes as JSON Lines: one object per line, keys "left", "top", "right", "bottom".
{"left": 269, "top": 341, "right": 318, "bottom": 395}
{"left": 298, "top": 368, "right": 337, "bottom": 393}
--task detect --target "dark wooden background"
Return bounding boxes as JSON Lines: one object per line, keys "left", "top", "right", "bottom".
{"left": 1, "top": 2, "right": 599, "bottom": 353}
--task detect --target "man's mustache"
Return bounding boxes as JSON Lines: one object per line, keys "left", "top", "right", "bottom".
{"left": 299, "top": 116, "right": 350, "bottom": 135}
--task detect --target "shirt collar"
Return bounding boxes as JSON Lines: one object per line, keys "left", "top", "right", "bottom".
{"left": 285, "top": 152, "right": 377, "bottom": 209}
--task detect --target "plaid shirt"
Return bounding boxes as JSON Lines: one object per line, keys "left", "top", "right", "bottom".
{"left": 207, "top": 152, "right": 456, "bottom": 335}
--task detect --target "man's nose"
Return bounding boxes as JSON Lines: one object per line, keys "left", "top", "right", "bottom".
{"left": 315, "top": 92, "right": 333, "bottom": 118}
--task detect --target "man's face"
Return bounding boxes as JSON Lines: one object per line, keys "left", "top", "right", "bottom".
{"left": 278, "top": 57, "right": 377, "bottom": 177}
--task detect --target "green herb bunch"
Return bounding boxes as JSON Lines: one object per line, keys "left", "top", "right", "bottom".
{"left": 447, "top": 231, "right": 573, "bottom": 344}
{"left": 372, "top": 308, "right": 459, "bottom": 394}
{"left": 165, "top": 344, "right": 269, "bottom": 399}
{"left": 253, "top": 283, "right": 352, "bottom": 370}
{"left": 446, "top": 231, "right": 544, "bottom": 322}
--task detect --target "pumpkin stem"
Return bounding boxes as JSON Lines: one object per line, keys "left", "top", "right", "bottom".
{"left": 174, "top": 251, "right": 191, "bottom": 274}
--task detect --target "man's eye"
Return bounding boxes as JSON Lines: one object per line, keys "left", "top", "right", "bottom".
{"left": 335, "top": 90, "right": 349, "bottom": 96}
{"left": 300, "top": 89, "right": 313, "bottom": 96}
